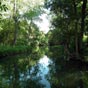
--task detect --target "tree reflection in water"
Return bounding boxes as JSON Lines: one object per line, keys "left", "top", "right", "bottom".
{"left": 0, "top": 46, "right": 88, "bottom": 88}
{"left": 46, "top": 46, "right": 88, "bottom": 88}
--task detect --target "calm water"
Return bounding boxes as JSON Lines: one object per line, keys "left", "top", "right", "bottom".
{"left": 0, "top": 46, "right": 88, "bottom": 88}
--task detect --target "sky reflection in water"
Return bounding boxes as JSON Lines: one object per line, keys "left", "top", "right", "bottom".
{"left": 38, "top": 56, "right": 52, "bottom": 88}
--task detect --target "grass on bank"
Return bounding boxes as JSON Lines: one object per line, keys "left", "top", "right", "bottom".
{"left": 0, "top": 45, "right": 32, "bottom": 57}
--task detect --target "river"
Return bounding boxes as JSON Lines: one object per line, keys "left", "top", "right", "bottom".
{"left": 0, "top": 46, "right": 88, "bottom": 88}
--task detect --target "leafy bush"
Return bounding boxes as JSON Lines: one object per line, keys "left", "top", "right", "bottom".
{"left": 0, "top": 45, "right": 32, "bottom": 57}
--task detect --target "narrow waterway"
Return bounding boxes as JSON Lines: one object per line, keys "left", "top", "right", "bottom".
{"left": 0, "top": 46, "right": 88, "bottom": 88}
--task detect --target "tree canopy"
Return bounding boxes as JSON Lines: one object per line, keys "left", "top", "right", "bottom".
{"left": 45, "top": 0, "right": 88, "bottom": 59}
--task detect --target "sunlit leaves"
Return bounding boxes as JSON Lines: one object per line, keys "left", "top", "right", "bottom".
{"left": 0, "top": 1, "right": 8, "bottom": 19}
{"left": 0, "top": 2, "right": 8, "bottom": 11}
{"left": 23, "top": 6, "right": 43, "bottom": 21}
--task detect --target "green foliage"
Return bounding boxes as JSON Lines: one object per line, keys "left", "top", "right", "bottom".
{"left": 0, "top": 1, "right": 8, "bottom": 19}
{"left": 0, "top": 45, "right": 32, "bottom": 57}
{"left": 23, "top": 5, "right": 43, "bottom": 21}
{"left": 46, "top": 0, "right": 88, "bottom": 59}
{"left": 0, "top": 46, "right": 47, "bottom": 88}
{"left": 0, "top": 2, "right": 8, "bottom": 11}
{"left": 0, "top": 0, "right": 48, "bottom": 48}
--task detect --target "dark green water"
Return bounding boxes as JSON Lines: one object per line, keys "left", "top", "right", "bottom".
{"left": 0, "top": 46, "right": 88, "bottom": 88}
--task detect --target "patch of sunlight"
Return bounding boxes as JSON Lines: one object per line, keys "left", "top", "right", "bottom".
{"left": 22, "top": 0, "right": 44, "bottom": 8}
{"left": 39, "top": 56, "right": 50, "bottom": 66}
{"left": 0, "top": 27, "right": 3, "bottom": 31}
{"left": 83, "top": 35, "right": 88, "bottom": 41}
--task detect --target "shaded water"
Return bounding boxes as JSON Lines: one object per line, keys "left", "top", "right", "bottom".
{"left": 0, "top": 46, "right": 88, "bottom": 88}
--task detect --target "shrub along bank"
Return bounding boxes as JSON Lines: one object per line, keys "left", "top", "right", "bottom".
{"left": 0, "top": 45, "right": 32, "bottom": 58}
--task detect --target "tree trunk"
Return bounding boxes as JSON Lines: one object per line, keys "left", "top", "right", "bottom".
{"left": 73, "top": 0, "right": 79, "bottom": 59}
{"left": 12, "top": 0, "right": 18, "bottom": 45}
{"left": 79, "top": 0, "right": 87, "bottom": 55}
{"left": 13, "top": 16, "right": 18, "bottom": 45}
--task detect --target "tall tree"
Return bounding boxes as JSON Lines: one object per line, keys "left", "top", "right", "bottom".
{"left": 45, "top": 0, "right": 88, "bottom": 59}
{"left": 13, "top": 0, "right": 19, "bottom": 45}
{"left": 80, "top": 0, "right": 87, "bottom": 53}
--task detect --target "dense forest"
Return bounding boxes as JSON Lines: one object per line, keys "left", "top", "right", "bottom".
{"left": 46, "top": 0, "right": 88, "bottom": 60}
{"left": 0, "top": 0, "right": 88, "bottom": 88}
{"left": 0, "top": 0, "right": 48, "bottom": 57}
{"left": 0, "top": 0, "right": 87, "bottom": 59}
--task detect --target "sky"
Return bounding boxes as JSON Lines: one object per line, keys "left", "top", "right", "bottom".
{"left": 36, "top": 13, "right": 50, "bottom": 33}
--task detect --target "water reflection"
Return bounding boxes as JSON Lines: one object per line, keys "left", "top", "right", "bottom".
{"left": 38, "top": 56, "right": 52, "bottom": 88}
{"left": 0, "top": 47, "right": 52, "bottom": 88}
{"left": 0, "top": 46, "right": 88, "bottom": 88}
{"left": 47, "top": 46, "right": 88, "bottom": 88}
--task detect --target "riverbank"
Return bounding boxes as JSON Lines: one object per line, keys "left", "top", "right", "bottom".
{"left": 0, "top": 45, "right": 32, "bottom": 58}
